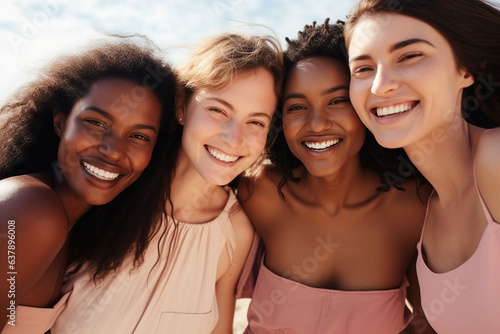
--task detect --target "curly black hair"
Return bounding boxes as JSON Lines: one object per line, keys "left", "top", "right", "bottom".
{"left": 270, "top": 18, "right": 424, "bottom": 196}
{"left": 0, "top": 36, "right": 181, "bottom": 280}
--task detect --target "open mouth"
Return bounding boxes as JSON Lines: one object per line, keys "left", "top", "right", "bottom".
{"left": 373, "top": 102, "right": 418, "bottom": 117}
{"left": 302, "top": 139, "right": 341, "bottom": 152}
{"left": 206, "top": 146, "right": 241, "bottom": 163}
{"left": 82, "top": 161, "right": 120, "bottom": 181}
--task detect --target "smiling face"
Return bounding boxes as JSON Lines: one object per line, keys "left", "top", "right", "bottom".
{"left": 348, "top": 13, "right": 474, "bottom": 149}
{"left": 282, "top": 56, "right": 366, "bottom": 177}
{"left": 55, "top": 78, "right": 162, "bottom": 206}
{"left": 179, "top": 67, "right": 277, "bottom": 185}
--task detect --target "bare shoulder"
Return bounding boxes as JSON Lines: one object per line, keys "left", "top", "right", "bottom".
{"left": 0, "top": 174, "right": 69, "bottom": 250}
{"left": 382, "top": 178, "right": 432, "bottom": 236}
{"left": 228, "top": 199, "right": 254, "bottom": 240}
{"left": 237, "top": 166, "right": 281, "bottom": 202}
{"left": 236, "top": 167, "right": 282, "bottom": 212}
{"left": 475, "top": 127, "right": 500, "bottom": 173}
{"left": 475, "top": 127, "right": 500, "bottom": 221}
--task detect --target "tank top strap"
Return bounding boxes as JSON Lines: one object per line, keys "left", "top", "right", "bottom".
{"left": 418, "top": 189, "right": 435, "bottom": 246}
{"left": 218, "top": 187, "right": 238, "bottom": 263}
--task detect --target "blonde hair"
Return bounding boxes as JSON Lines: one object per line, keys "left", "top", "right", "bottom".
{"left": 175, "top": 33, "right": 284, "bottom": 111}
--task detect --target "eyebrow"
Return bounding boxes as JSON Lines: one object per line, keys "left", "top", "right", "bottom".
{"left": 205, "top": 97, "right": 234, "bottom": 111}
{"left": 389, "top": 38, "right": 435, "bottom": 52}
{"left": 349, "top": 38, "right": 435, "bottom": 64}
{"left": 204, "top": 97, "right": 272, "bottom": 120}
{"left": 83, "top": 106, "right": 157, "bottom": 133}
{"left": 284, "top": 85, "right": 349, "bottom": 102}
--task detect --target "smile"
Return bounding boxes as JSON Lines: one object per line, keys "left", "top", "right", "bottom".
{"left": 207, "top": 146, "right": 240, "bottom": 163}
{"left": 375, "top": 103, "right": 415, "bottom": 117}
{"left": 82, "top": 161, "right": 120, "bottom": 181}
{"left": 303, "top": 139, "right": 341, "bottom": 151}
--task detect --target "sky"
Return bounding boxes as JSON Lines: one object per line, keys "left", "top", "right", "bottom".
{"left": 1, "top": 0, "right": 500, "bottom": 103}
{"left": 0, "top": 0, "right": 356, "bottom": 102}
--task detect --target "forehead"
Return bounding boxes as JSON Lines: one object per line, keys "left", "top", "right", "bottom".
{"left": 196, "top": 68, "right": 277, "bottom": 114}
{"left": 77, "top": 78, "right": 161, "bottom": 123}
{"left": 348, "top": 13, "right": 446, "bottom": 56}
{"left": 286, "top": 57, "right": 349, "bottom": 88}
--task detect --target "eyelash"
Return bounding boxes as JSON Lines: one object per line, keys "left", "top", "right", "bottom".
{"left": 329, "top": 97, "right": 350, "bottom": 105}
{"left": 208, "top": 107, "right": 226, "bottom": 116}
{"left": 131, "top": 134, "right": 150, "bottom": 141}
{"left": 399, "top": 53, "right": 423, "bottom": 62}
{"left": 84, "top": 119, "right": 107, "bottom": 130}
{"left": 287, "top": 105, "right": 306, "bottom": 112}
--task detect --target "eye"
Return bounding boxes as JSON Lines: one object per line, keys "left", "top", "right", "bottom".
{"left": 352, "top": 66, "right": 373, "bottom": 76}
{"left": 398, "top": 53, "right": 423, "bottom": 63}
{"left": 84, "top": 119, "right": 107, "bottom": 130}
{"left": 131, "top": 134, "right": 151, "bottom": 142}
{"left": 248, "top": 120, "right": 266, "bottom": 127}
{"left": 208, "top": 107, "right": 227, "bottom": 116}
{"left": 329, "top": 97, "right": 350, "bottom": 106}
{"left": 286, "top": 104, "right": 307, "bottom": 112}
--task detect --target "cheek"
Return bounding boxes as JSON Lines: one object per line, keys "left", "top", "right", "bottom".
{"left": 58, "top": 128, "right": 93, "bottom": 169}
{"left": 245, "top": 130, "right": 268, "bottom": 155}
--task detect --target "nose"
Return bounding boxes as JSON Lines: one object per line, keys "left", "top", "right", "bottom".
{"left": 97, "top": 133, "right": 126, "bottom": 161}
{"left": 306, "top": 105, "right": 332, "bottom": 133}
{"left": 221, "top": 120, "right": 243, "bottom": 148}
{"left": 371, "top": 64, "right": 399, "bottom": 97}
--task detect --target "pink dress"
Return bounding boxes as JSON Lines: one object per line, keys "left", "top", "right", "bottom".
{"left": 1, "top": 292, "right": 70, "bottom": 334}
{"left": 237, "top": 234, "right": 412, "bottom": 334}
{"left": 416, "top": 188, "right": 500, "bottom": 333}
{"left": 51, "top": 190, "right": 238, "bottom": 334}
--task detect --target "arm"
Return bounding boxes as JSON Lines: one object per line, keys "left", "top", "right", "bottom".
{"left": 402, "top": 255, "right": 436, "bottom": 334}
{"left": 475, "top": 128, "right": 500, "bottom": 222}
{"left": 212, "top": 205, "right": 254, "bottom": 334}
{"left": 0, "top": 180, "right": 68, "bottom": 329}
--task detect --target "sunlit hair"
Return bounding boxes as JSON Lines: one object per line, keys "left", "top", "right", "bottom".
{"left": 269, "top": 18, "right": 424, "bottom": 196}
{"left": 175, "top": 32, "right": 285, "bottom": 146}
{"left": 0, "top": 36, "right": 180, "bottom": 280}
{"left": 345, "top": 0, "right": 500, "bottom": 128}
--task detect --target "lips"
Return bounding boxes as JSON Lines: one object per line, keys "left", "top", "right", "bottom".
{"left": 371, "top": 101, "right": 418, "bottom": 117}
{"left": 303, "top": 138, "right": 341, "bottom": 151}
{"left": 206, "top": 145, "right": 241, "bottom": 163}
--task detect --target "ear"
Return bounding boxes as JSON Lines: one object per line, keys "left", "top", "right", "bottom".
{"left": 53, "top": 110, "right": 66, "bottom": 137}
{"left": 460, "top": 68, "right": 475, "bottom": 88}
{"left": 175, "top": 106, "right": 185, "bottom": 126}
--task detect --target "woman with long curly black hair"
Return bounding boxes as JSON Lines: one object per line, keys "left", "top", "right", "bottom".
{"left": 0, "top": 36, "right": 177, "bottom": 333}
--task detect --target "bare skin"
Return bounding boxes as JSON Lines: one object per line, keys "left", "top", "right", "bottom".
{"left": 0, "top": 79, "right": 162, "bottom": 330}
{"left": 238, "top": 56, "right": 435, "bottom": 333}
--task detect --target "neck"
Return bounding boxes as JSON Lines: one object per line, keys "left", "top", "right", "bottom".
{"left": 169, "top": 149, "right": 226, "bottom": 216}
{"left": 52, "top": 178, "right": 92, "bottom": 228}
{"left": 404, "top": 119, "right": 474, "bottom": 203}
{"left": 294, "top": 155, "right": 379, "bottom": 210}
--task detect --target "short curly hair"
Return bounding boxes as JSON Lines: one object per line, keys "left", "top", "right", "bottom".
{"left": 270, "top": 19, "right": 423, "bottom": 195}
{"left": 284, "top": 18, "right": 347, "bottom": 67}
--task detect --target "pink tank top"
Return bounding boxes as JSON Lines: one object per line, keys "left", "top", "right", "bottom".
{"left": 238, "top": 235, "right": 412, "bottom": 334}
{"left": 416, "top": 189, "right": 500, "bottom": 333}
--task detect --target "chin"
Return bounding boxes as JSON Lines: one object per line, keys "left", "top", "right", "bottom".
{"left": 371, "top": 132, "right": 407, "bottom": 150}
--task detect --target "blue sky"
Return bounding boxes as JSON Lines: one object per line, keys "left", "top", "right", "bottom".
{"left": 0, "top": 0, "right": 355, "bottom": 102}
{"left": 1, "top": 0, "right": 499, "bottom": 102}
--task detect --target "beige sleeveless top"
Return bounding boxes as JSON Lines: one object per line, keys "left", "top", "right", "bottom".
{"left": 52, "top": 190, "right": 238, "bottom": 334}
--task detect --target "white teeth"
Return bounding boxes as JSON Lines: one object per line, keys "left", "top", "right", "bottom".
{"left": 376, "top": 103, "right": 412, "bottom": 117}
{"left": 304, "top": 139, "right": 340, "bottom": 151}
{"left": 207, "top": 147, "right": 239, "bottom": 162}
{"left": 82, "top": 161, "right": 120, "bottom": 181}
